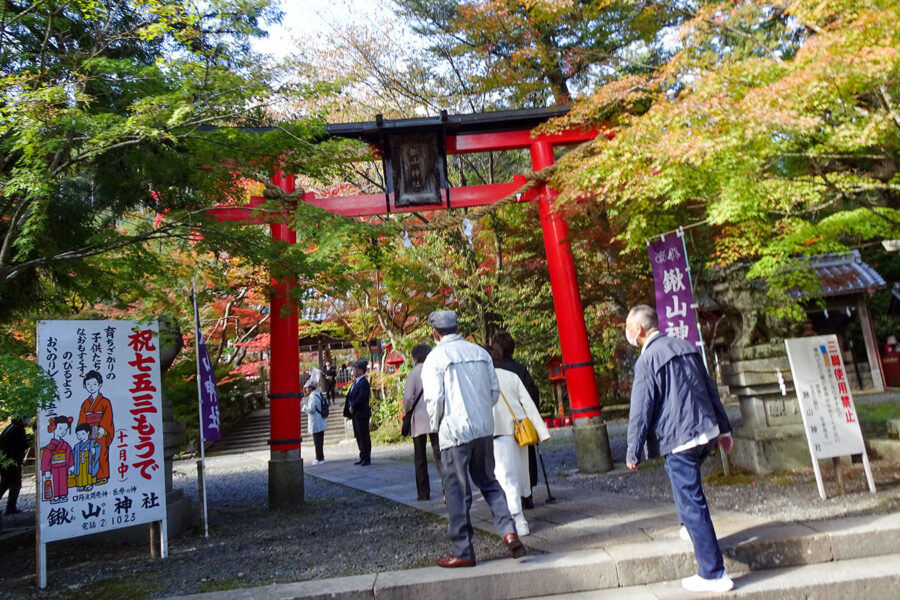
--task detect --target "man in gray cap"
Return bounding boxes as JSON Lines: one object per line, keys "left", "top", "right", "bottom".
{"left": 421, "top": 309, "right": 525, "bottom": 568}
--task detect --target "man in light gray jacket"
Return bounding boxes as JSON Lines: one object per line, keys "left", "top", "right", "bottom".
{"left": 422, "top": 310, "right": 525, "bottom": 568}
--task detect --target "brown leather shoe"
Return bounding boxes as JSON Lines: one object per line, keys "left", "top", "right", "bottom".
{"left": 504, "top": 533, "right": 526, "bottom": 558}
{"left": 437, "top": 555, "right": 476, "bottom": 568}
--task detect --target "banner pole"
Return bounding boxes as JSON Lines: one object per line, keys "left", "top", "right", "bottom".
{"left": 677, "top": 229, "right": 709, "bottom": 370}
{"left": 677, "top": 230, "right": 729, "bottom": 475}
{"left": 192, "top": 278, "right": 210, "bottom": 538}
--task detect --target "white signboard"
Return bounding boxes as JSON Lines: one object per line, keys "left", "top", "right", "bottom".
{"left": 36, "top": 320, "right": 167, "bottom": 544}
{"left": 785, "top": 335, "right": 865, "bottom": 458}
{"left": 785, "top": 334, "right": 875, "bottom": 499}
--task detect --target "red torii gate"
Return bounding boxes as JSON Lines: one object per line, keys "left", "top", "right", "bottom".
{"left": 213, "top": 107, "right": 614, "bottom": 507}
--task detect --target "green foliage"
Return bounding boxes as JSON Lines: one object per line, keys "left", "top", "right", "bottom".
{"left": 553, "top": 0, "right": 900, "bottom": 321}
{"left": 0, "top": 353, "right": 56, "bottom": 419}
{"left": 856, "top": 401, "right": 900, "bottom": 438}
{"left": 369, "top": 371, "right": 405, "bottom": 426}
{"left": 0, "top": 0, "right": 345, "bottom": 418}
{"left": 0, "top": 0, "right": 337, "bottom": 322}
{"left": 393, "top": 0, "right": 683, "bottom": 106}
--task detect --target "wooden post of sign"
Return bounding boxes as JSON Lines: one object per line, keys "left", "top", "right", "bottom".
{"left": 150, "top": 522, "right": 161, "bottom": 558}
{"left": 831, "top": 457, "right": 846, "bottom": 496}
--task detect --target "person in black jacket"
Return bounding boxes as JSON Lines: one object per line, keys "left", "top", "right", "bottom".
{"left": 323, "top": 362, "right": 337, "bottom": 404}
{"left": 491, "top": 331, "right": 540, "bottom": 508}
{"left": 0, "top": 417, "right": 31, "bottom": 514}
{"left": 344, "top": 359, "right": 372, "bottom": 466}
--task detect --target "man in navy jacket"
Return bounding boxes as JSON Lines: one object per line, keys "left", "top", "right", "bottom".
{"left": 625, "top": 305, "right": 735, "bottom": 594}
{"left": 345, "top": 359, "right": 372, "bottom": 466}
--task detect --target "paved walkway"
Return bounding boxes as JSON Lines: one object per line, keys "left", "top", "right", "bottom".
{"left": 305, "top": 448, "right": 766, "bottom": 555}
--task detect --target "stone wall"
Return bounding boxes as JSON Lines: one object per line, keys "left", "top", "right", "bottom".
{"left": 722, "top": 343, "right": 812, "bottom": 473}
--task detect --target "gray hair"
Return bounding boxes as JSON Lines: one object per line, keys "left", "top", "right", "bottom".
{"left": 628, "top": 305, "right": 658, "bottom": 331}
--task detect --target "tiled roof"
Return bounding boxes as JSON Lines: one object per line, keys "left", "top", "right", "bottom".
{"left": 802, "top": 250, "right": 886, "bottom": 297}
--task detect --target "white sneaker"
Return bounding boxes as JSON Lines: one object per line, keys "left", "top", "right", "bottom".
{"left": 513, "top": 513, "right": 530, "bottom": 536}
{"left": 681, "top": 573, "right": 734, "bottom": 593}
{"left": 311, "top": 459, "right": 325, "bottom": 465}
{"left": 679, "top": 525, "right": 691, "bottom": 541}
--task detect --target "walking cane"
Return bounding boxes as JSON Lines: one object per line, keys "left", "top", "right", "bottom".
{"left": 535, "top": 443, "right": 556, "bottom": 504}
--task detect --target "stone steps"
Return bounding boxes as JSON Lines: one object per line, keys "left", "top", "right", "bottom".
{"left": 208, "top": 400, "right": 349, "bottom": 455}
{"left": 529, "top": 553, "right": 900, "bottom": 599}
{"left": 866, "top": 438, "right": 900, "bottom": 461}
{"left": 168, "top": 522, "right": 900, "bottom": 600}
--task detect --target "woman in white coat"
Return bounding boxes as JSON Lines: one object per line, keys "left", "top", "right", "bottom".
{"left": 489, "top": 345, "right": 550, "bottom": 536}
{"left": 302, "top": 379, "right": 328, "bottom": 464}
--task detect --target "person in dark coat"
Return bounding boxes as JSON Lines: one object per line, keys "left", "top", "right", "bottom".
{"left": 491, "top": 331, "right": 540, "bottom": 509}
{"left": 344, "top": 359, "right": 372, "bottom": 466}
{"left": 323, "top": 362, "right": 337, "bottom": 403}
{"left": 0, "top": 417, "right": 31, "bottom": 514}
{"left": 624, "top": 305, "right": 734, "bottom": 594}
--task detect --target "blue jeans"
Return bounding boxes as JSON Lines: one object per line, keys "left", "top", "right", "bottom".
{"left": 441, "top": 436, "right": 515, "bottom": 560}
{"left": 664, "top": 439, "right": 726, "bottom": 579}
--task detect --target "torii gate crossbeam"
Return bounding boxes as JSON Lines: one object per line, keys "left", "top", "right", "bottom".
{"left": 213, "top": 108, "right": 614, "bottom": 508}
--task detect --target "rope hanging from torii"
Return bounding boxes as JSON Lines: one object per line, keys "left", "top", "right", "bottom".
{"left": 258, "top": 163, "right": 558, "bottom": 234}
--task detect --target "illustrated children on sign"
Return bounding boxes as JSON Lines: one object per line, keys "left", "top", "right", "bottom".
{"left": 72, "top": 423, "right": 101, "bottom": 491}
{"left": 77, "top": 370, "right": 114, "bottom": 485}
{"left": 40, "top": 416, "right": 75, "bottom": 504}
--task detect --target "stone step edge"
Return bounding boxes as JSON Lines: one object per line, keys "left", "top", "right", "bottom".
{"left": 168, "top": 517, "right": 900, "bottom": 600}
{"left": 527, "top": 552, "right": 900, "bottom": 600}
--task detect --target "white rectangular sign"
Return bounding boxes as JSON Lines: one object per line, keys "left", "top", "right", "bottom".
{"left": 785, "top": 335, "right": 866, "bottom": 459}
{"left": 36, "top": 320, "right": 167, "bottom": 543}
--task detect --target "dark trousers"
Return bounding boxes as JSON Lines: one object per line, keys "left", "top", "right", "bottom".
{"left": 441, "top": 436, "right": 514, "bottom": 561}
{"left": 413, "top": 432, "right": 442, "bottom": 500}
{"left": 312, "top": 431, "right": 325, "bottom": 461}
{"left": 664, "top": 440, "right": 726, "bottom": 579}
{"left": 324, "top": 383, "right": 336, "bottom": 402}
{"left": 352, "top": 414, "right": 371, "bottom": 461}
{"left": 528, "top": 445, "right": 538, "bottom": 487}
{"left": 0, "top": 464, "right": 22, "bottom": 511}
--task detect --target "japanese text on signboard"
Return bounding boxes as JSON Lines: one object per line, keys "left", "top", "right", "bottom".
{"left": 785, "top": 335, "right": 865, "bottom": 460}
{"left": 37, "top": 320, "right": 166, "bottom": 543}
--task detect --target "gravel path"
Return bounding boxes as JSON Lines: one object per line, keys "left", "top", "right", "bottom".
{"left": 0, "top": 451, "right": 507, "bottom": 600}
{"left": 1, "top": 404, "right": 898, "bottom": 599}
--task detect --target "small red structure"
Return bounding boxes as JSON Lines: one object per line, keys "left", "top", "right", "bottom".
{"left": 385, "top": 353, "right": 405, "bottom": 372}
{"left": 547, "top": 357, "right": 565, "bottom": 382}
{"left": 547, "top": 356, "right": 569, "bottom": 418}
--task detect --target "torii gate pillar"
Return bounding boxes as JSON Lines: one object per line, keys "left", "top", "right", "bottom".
{"left": 266, "top": 170, "right": 304, "bottom": 509}
{"left": 212, "top": 170, "right": 305, "bottom": 508}
{"left": 531, "top": 141, "right": 613, "bottom": 473}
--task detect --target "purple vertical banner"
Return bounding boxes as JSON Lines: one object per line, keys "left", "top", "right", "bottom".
{"left": 648, "top": 235, "right": 702, "bottom": 346}
{"left": 195, "top": 314, "right": 221, "bottom": 442}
